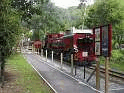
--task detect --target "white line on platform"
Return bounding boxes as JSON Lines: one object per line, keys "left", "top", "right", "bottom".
{"left": 35, "top": 54, "right": 103, "bottom": 93}
{"left": 111, "top": 88, "right": 124, "bottom": 91}
{"left": 23, "top": 54, "right": 58, "bottom": 93}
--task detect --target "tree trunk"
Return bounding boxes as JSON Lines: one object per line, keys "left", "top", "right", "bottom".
{"left": 1, "top": 66, "right": 4, "bottom": 88}
{"left": 0, "top": 57, "right": 5, "bottom": 88}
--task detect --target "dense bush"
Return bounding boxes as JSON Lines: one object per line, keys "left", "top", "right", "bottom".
{"left": 100, "top": 49, "right": 124, "bottom": 71}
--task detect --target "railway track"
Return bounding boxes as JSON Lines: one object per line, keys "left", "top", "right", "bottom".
{"left": 90, "top": 65, "right": 124, "bottom": 80}
{"left": 53, "top": 57, "right": 124, "bottom": 80}
{"left": 40, "top": 53, "right": 124, "bottom": 81}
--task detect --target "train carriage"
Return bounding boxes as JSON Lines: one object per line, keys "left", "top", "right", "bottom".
{"left": 43, "top": 29, "right": 96, "bottom": 66}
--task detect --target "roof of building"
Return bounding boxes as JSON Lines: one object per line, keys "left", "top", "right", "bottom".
{"left": 72, "top": 27, "right": 93, "bottom": 34}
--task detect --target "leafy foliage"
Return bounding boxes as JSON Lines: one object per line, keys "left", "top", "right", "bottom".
{"left": 0, "top": 0, "right": 22, "bottom": 57}
{"left": 30, "top": 2, "right": 65, "bottom": 40}
{"left": 84, "top": 0, "right": 124, "bottom": 48}
{"left": 11, "top": 0, "right": 42, "bottom": 24}
{"left": 0, "top": 0, "right": 26, "bottom": 85}
{"left": 85, "top": 0, "right": 124, "bottom": 28}
{"left": 100, "top": 49, "right": 124, "bottom": 71}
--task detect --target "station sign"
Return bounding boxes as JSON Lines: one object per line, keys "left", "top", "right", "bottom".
{"left": 94, "top": 28, "right": 101, "bottom": 55}
{"left": 93, "top": 24, "right": 112, "bottom": 57}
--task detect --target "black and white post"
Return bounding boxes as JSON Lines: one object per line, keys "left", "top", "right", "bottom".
{"left": 46, "top": 50, "right": 47, "bottom": 62}
{"left": 52, "top": 51, "right": 53, "bottom": 63}
{"left": 61, "top": 53, "right": 63, "bottom": 69}
{"left": 71, "top": 54, "right": 74, "bottom": 75}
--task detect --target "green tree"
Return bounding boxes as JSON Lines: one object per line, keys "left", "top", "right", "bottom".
{"left": 11, "top": 0, "right": 42, "bottom": 24}
{"left": 0, "top": 0, "right": 25, "bottom": 87}
{"left": 85, "top": 0, "right": 124, "bottom": 28}
{"left": 85, "top": 0, "right": 124, "bottom": 48}
{"left": 30, "top": 1, "right": 65, "bottom": 40}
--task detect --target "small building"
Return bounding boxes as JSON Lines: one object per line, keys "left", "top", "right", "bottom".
{"left": 34, "top": 40, "right": 42, "bottom": 49}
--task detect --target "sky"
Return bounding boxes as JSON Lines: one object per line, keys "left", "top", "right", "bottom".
{"left": 51, "top": 0, "right": 94, "bottom": 9}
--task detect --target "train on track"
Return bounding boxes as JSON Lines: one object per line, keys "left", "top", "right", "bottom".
{"left": 34, "top": 28, "right": 96, "bottom": 66}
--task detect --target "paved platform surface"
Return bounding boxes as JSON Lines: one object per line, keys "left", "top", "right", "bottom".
{"left": 24, "top": 53, "right": 99, "bottom": 93}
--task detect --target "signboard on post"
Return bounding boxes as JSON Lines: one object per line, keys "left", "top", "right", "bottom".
{"left": 93, "top": 24, "right": 112, "bottom": 93}
{"left": 95, "top": 28, "right": 100, "bottom": 42}
{"left": 102, "top": 26, "right": 109, "bottom": 57}
{"left": 95, "top": 42, "right": 100, "bottom": 55}
{"left": 93, "top": 24, "right": 112, "bottom": 57}
{"left": 94, "top": 28, "right": 101, "bottom": 56}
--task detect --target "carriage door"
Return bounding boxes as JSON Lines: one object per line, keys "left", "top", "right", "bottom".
{"left": 77, "top": 38, "right": 93, "bottom": 57}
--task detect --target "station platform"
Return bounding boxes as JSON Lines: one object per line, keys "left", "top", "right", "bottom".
{"left": 24, "top": 53, "right": 100, "bottom": 93}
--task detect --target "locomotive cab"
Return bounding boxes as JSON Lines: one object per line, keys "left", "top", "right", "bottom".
{"left": 77, "top": 38, "right": 93, "bottom": 48}
{"left": 74, "top": 34, "right": 96, "bottom": 65}
{"left": 77, "top": 38, "right": 94, "bottom": 56}
{"left": 43, "top": 29, "right": 96, "bottom": 66}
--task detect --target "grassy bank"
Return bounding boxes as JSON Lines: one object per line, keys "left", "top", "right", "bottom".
{"left": 6, "top": 53, "right": 53, "bottom": 93}
{"left": 100, "top": 49, "right": 124, "bottom": 72}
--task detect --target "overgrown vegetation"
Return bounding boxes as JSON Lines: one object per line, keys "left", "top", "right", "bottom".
{"left": 6, "top": 53, "right": 53, "bottom": 93}
{"left": 85, "top": 0, "right": 124, "bottom": 48}
{"left": 100, "top": 49, "right": 124, "bottom": 71}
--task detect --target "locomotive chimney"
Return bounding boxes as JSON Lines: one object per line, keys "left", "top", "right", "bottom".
{"left": 65, "top": 28, "right": 72, "bottom": 35}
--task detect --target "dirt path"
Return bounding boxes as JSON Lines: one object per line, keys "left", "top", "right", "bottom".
{"left": 0, "top": 65, "right": 23, "bottom": 93}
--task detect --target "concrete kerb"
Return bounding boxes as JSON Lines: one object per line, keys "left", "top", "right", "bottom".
{"left": 111, "top": 88, "right": 124, "bottom": 91}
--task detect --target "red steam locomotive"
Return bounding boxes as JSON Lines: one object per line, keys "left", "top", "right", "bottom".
{"left": 43, "top": 29, "right": 96, "bottom": 65}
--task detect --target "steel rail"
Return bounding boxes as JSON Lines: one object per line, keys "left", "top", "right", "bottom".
{"left": 49, "top": 55, "right": 124, "bottom": 80}
{"left": 90, "top": 65, "right": 124, "bottom": 80}
{"left": 39, "top": 53, "right": 124, "bottom": 80}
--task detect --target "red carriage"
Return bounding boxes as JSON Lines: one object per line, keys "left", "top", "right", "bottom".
{"left": 43, "top": 29, "right": 96, "bottom": 65}
{"left": 34, "top": 40, "right": 42, "bottom": 49}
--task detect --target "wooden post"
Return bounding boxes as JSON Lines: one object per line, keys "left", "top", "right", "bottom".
{"left": 32, "top": 44, "right": 33, "bottom": 53}
{"left": 71, "top": 54, "right": 73, "bottom": 75}
{"left": 21, "top": 40, "right": 23, "bottom": 53}
{"left": 34, "top": 47, "right": 35, "bottom": 54}
{"left": 52, "top": 51, "right": 53, "bottom": 63}
{"left": 41, "top": 45, "right": 42, "bottom": 56}
{"left": 41, "top": 49, "right": 43, "bottom": 56}
{"left": 61, "top": 53, "right": 63, "bottom": 69}
{"left": 96, "top": 57, "right": 100, "bottom": 93}
{"left": 38, "top": 48, "right": 39, "bottom": 55}
{"left": 75, "top": 66, "right": 77, "bottom": 76}
{"left": 105, "top": 57, "right": 109, "bottom": 93}
{"left": 22, "top": 39, "right": 23, "bottom": 48}
{"left": 46, "top": 50, "right": 47, "bottom": 62}
{"left": 20, "top": 46, "right": 21, "bottom": 53}
{"left": 84, "top": 63, "right": 86, "bottom": 79}
{"left": 33, "top": 45, "right": 34, "bottom": 53}
{"left": 28, "top": 42, "right": 29, "bottom": 49}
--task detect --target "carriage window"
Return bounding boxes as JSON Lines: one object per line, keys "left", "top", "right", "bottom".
{"left": 77, "top": 38, "right": 93, "bottom": 48}
{"left": 51, "top": 42, "right": 65, "bottom": 47}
